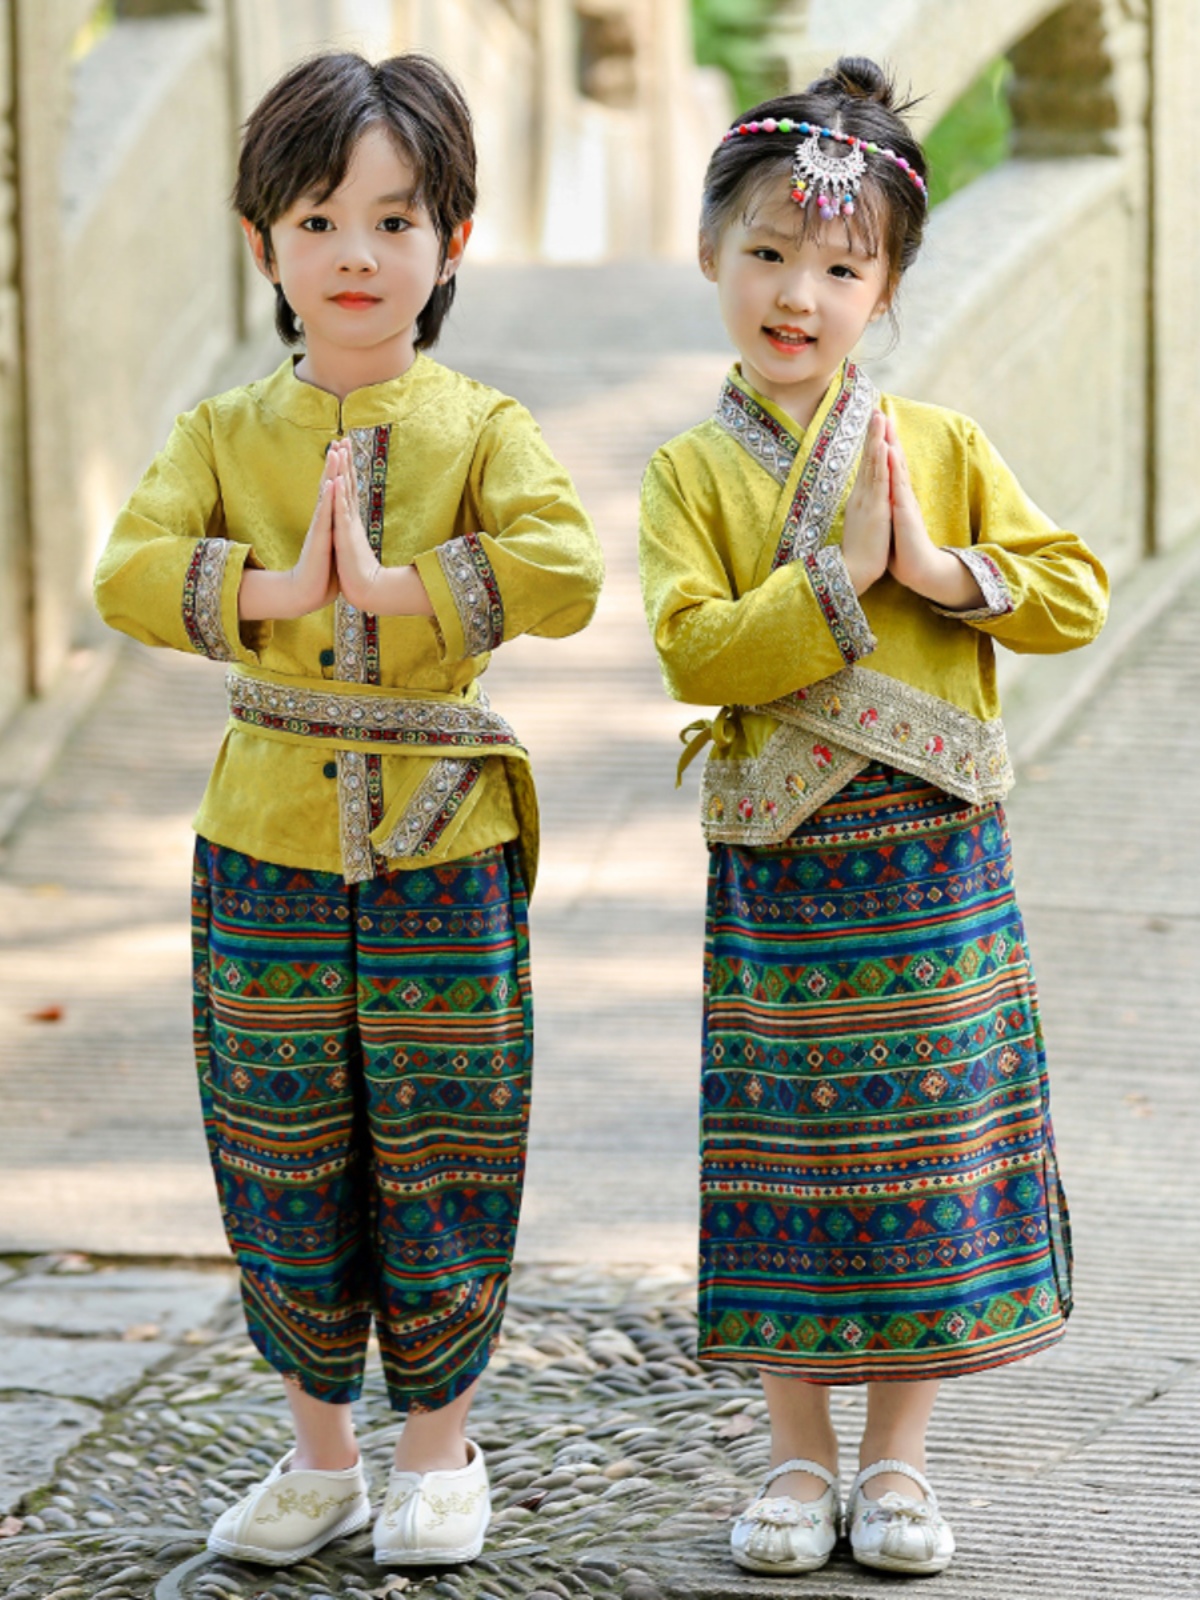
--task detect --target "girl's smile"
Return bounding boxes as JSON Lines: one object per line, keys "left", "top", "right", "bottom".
{"left": 763, "top": 324, "right": 816, "bottom": 353}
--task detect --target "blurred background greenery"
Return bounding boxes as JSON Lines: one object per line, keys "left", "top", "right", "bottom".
{"left": 689, "top": 1, "right": 1014, "bottom": 208}
{"left": 690, "top": 0, "right": 787, "bottom": 110}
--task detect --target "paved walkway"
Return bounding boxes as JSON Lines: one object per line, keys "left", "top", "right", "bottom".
{"left": 0, "top": 263, "right": 1198, "bottom": 1598}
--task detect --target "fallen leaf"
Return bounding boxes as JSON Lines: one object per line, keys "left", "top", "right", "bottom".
{"left": 53, "top": 1253, "right": 93, "bottom": 1274}
{"left": 715, "top": 1413, "right": 756, "bottom": 1439}
{"left": 122, "top": 1322, "right": 162, "bottom": 1342}
{"left": 0, "top": 1516, "right": 23, "bottom": 1538}
{"left": 515, "top": 1488, "right": 548, "bottom": 1511}
{"left": 25, "top": 1004, "right": 64, "bottom": 1023}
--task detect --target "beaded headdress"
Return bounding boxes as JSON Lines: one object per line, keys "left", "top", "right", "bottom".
{"left": 720, "top": 118, "right": 928, "bottom": 219}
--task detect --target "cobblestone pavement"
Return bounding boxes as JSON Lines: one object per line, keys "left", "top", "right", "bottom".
{"left": 1, "top": 263, "right": 1199, "bottom": 1598}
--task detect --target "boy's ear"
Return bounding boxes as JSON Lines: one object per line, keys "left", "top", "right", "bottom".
{"left": 438, "top": 218, "right": 473, "bottom": 284}
{"left": 698, "top": 231, "right": 717, "bottom": 282}
{"left": 240, "top": 218, "right": 278, "bottom": 283}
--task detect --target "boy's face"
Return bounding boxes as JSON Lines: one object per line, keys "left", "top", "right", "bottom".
{"left": 700, "top": 182, "right": 891, "bottom": 426}
{"left": 244, "top": 124, "right": 469, "bottom": 379}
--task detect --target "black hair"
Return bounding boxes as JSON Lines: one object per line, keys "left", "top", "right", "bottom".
{"left": 233, "top": 52, "right": 476, "bottom": 349}
{"left": 700, "top": 57, "right": 928, "bottom": 296}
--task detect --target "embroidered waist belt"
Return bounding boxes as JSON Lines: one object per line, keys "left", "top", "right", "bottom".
{"left": 679, "top": 665, "right": 1014, "bottom": 848}
{"left": 225, "top": 667, "right": 524, "bottom": 752}
{"left": 224, "top": 667, "right": 533, "bottom": 886}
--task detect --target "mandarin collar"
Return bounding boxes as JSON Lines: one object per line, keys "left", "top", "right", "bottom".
{"left": 726, "top": 359, "right": 853, "bottom": 448}
{"left": 257, "top": 352, "right": 440, "bottom": 432}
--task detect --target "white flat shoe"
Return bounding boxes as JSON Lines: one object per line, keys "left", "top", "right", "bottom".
{"left": 207, "top": 1450, "right": 370, "bottom": 1566}
{"left": 729, "top": 1457, "right": 841, "bottom": 1574}
{"left": 848, "top": 1458, "right": 954, "bottom": 1574}
{"left": 373, "top": 1439, "right": 490, "bottom": 1565}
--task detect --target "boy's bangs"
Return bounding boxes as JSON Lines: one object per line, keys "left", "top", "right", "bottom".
{"left": 293, "top": 112, "right": 426, "bottom": 212}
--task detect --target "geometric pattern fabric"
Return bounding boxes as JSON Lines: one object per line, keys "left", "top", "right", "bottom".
{"left": 191, "top": 837, "right": 531, "bottom": 1413}
{"left": 699, "top": 763, "right": 1072, "bottom": 1381}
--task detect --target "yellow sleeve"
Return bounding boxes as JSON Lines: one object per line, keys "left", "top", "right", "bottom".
{"left": 935, "top": 426, "right": 1109, "bottom": 654}
{"left": 638, "top": 450, "right": 876, "bottom": 707}
{"left": 93, "top": 405, "right": 269, "bottom": 662}
{"left": 413, "top": 399, "right": 603, "bottom": 662}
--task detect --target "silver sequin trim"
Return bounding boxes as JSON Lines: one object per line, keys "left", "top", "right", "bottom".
{"left": 932, "top": 548, "right": 1016, "bottom": 621}
{"left": 778, "top": 367, "right": 878, "bottom": 562}
{"left": 436, "top": 536, "right": 502, "bottom": 657}
{"left": 807, "top": 545, "right": 877, "bottom": 663}
{"left": 766, "top": 666, "right": 1014, "bottom": 801}
{"left": 379, "top": 757, "right": 480, "bottom": 860}
{"left": 701, "top": 722, "right": 869, "bottom": 845}
{"left": 337, "top": 749, "right": 374, "bottom": 883}
{"left": 334, "top": 426, "right": 387, "bottom": 882}
{"left": 188, "top": 538, "right": 235, "bottom": 661}
{"left": 226, "top": 673, "right": 521, "bottom": 747}
{"left": 714, "top": 387, "right": 800, "bottom": 485}
{"left": 698, "top": 666, "right": 1013, "bottom": 847}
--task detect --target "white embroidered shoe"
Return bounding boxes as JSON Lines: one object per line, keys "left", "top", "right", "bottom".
{"left": 373, "top": 1439, "right": 490, "bottom": 1565}
{"left": 729, "top": 1457, "right": 841, "bottom": 1574}
{"left": 848, "top": 1459, "right": 955, "bottom": 1574}
{"left": 206, "top": 1450, "right": 370, "bottom": 1566}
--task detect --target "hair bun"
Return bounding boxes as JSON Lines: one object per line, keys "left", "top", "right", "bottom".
{"left": 807, "top": 55, "right": 896, "bottom": 110}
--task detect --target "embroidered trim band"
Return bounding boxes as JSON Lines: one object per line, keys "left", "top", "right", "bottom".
{"left": 933, "top": 548, "right": 1015, "bottom": 622}
{"left": 226, "top": 674, "right": 523, "bottom": 751}
{"left": 768, "top": 665, "right": 1013, "bottom": 800}
{"left": 804, "top": 546, "right": 877, "bottom": 664}
{"left": 701, "top": 722, "right": 868, "bottom": 845}
{"left": 714, "top": 382, "right": 800, "bottom": 486}
{"left": 333, "top": 424, "right": 391, "bottom": 881}
{"left": 437, "top": 533, "right": 505, "bottom": 657}
{"left": 182, "top": 538, "right": 236, "bottom": 661}
{"left": 697, "top": 666, "right": 1013, "bottom": 846}
{"left": 379, "top": 758, "right": 484, "bottom": 861}
{"left": 336, "top": 750, "right": 374, "bottom": 883}
{"left": 773, "top": 363, "right": 877, "bottom": 568}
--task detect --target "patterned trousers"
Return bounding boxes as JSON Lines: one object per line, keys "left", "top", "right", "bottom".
{"left": 191, "top": 836, "right": 532, "bottom": 1412}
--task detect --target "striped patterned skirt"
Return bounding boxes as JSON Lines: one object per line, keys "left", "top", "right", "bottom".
{"left": 699, "top": 763, "right": 1072, "bottom": 1382}
{"left": 191, "top": 837, "right": 531, "bottom": 1413}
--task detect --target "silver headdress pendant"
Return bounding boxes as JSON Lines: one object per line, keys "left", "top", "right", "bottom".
{"left": 790, "top": 128, "right": 867, "bottom": 219}
{"left": 719, "top": 117, "right": 928, "bottom": 218}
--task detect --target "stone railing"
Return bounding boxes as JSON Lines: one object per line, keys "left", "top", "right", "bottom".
{"left": 0, "top": 0, "right": 723, "bottom": 725}
{"left": 771, "top": 0, "right": 1200, "bottom": 588}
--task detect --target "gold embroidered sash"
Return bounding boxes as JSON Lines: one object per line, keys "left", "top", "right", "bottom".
{"left": 225, "top": 666, "right": 537, "bottom": 887}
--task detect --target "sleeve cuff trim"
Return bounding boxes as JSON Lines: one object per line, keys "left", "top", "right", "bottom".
{"left": 436, "top": 533, "right": 505, "bottom": 656}
{"left": 804, "top": 545, "right": 877, "bottom": 664}
{"left": 182, "top": 538, "right": 237, "bottom": 661}
{"left": 932, "top": 548, "right": 1016, "bottom": 621}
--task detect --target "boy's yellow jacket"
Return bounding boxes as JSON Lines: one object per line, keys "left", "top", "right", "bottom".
{"left": 95, "top": 354, "right": 604, "bottom": 888}
{"left": 640, "top": 362, "right": 1108, "bottom": 842}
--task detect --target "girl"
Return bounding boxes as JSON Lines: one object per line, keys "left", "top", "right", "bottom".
{"left": 95, "top": 53, "right": 602, "bottom": 1569}
{"left": 640, "top": 58, "right": 1107, "bottom": 1577}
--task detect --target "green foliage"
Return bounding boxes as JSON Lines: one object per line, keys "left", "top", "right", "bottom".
{"left": 924, "top": 57, "right": 1014, "bottom": 208}
{"left": 70, "top": 0, "right": 116, "bottom": 62}
{"left": 691, "top": 0, "right": 787, "bottom": 114}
